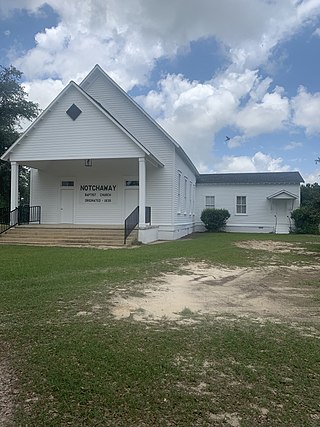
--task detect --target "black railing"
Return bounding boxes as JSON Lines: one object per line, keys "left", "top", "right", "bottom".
{"left": 124, "top": 206, "right": 151, "bottom": 244}
{"left": 0, "top": 205, "right": 41, "bottom": 235}
{"left": 124, "top": 206, "right": 139, "bottom": 244}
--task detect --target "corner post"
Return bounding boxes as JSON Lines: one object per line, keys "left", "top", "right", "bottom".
{"left": 139, "top": 157, "right": 146, "bottom": 228}
{"left": 10, "top": 161, "right": 19, "bottom": 211}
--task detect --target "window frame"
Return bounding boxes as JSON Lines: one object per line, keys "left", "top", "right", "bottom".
{"left": 236, "top": 195, "right": 247, "bottom": 215}
{"left": 205, "top": 195, "right": 215, "bottom": 209}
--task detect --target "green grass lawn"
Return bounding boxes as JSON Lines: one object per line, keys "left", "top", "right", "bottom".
{"left": 0, "top": 233, "right": 320, "bottom": 426}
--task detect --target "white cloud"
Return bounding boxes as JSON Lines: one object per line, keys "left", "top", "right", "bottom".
{"left": 313, "top": 27, "right": 320, "bottom": 37}
{"left": 303, "top": 171, "right": 320, "bottom": 184}
{"left": 214, "top": 152, "right": 290, "bottom": 173}
{"left": 292, "top": 87, "right": 320, "bottom": 135}
{"left": 2, "top": 0, "right": 320, "bottom": 88}
{"left": 137, "top": 70, "right": 291, "bottom": 164}
{"left": 284, "top": 141, "right": 303, "bottom": 150}
{"left": 22, "top": 78, "right": 65, "bottom": 110}
{"left": 137, "top": 70, "right": 260, "bottom": 163}
{"left": 234, "top": 89, "right": 290, "bottom": 137}
{"left": 2, "top": 0, "right": 320, "bottom": 174}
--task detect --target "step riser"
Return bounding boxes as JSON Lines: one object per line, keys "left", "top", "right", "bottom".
{"left": 0, "top": 228, "right": 138, "bottom": 247}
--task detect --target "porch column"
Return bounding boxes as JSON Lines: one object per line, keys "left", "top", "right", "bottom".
{"left": 10, "top": 161, "right": 19, "bottom": 211}
{"left": 139, "top": 157, "right": 146, "bottom": 228}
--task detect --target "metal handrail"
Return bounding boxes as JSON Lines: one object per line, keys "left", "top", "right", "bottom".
{"left": 124, "top": 206, "right": 139, "bottom": 244}
{"left": 0, "top": 207, "right": 18, "bottom": 234}
{"left": 0, "top": 205, "right": 41, "bottom": 235}
{"left": 124, "top": 206, "right": 151, "bottom": 244}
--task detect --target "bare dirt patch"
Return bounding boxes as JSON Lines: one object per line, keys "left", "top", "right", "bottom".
{"left": 0, "top": 345, "right": 17, "bottom": 427}
{"left": 110, "top": 262, "right": 320, "bottom": 325}
{"left": 235, "top": 239, "right": 316, "bottom": 254}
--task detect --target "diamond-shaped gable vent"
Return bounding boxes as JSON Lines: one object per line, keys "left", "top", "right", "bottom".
{"left": 66, "top": 104, "right": 82, "bottom": 121}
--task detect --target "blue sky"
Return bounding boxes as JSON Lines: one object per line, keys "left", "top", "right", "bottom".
{"left": 1, "top": 0, "right": 320, "bottom": 182}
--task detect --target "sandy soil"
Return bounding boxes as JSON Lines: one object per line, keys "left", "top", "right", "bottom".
{"left": 0, "top": 345, "right": 16, "bottom": 427}
{"left": 110, "top": 260, "right": 320, "bottom": 325}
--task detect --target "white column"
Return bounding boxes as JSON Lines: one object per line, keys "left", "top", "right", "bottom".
{"left": 10, "top": 161, "right": 19, "bottom": 211}
{"left": 139, "top": 157, "right": 146, "bottom": 228}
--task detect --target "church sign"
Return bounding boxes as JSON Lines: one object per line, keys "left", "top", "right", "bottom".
{"left": 79, "top": 184, "right": 118, "bottom": 204}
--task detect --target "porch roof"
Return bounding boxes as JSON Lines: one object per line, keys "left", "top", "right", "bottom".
{"left": 267, "top": 189, "right": 298, "bottom": 200}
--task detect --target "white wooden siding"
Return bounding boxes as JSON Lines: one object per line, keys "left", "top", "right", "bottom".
{"left": 10, "top": 86, "right": 144, "bottom": 161}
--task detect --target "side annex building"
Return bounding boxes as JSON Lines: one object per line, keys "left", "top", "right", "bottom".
{"left": 1, "top": 65, "right": 304, "bottom": 242}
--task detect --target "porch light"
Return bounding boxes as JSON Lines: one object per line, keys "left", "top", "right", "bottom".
{"left": 84, "top": 159, "right": 92, "bottom": 167}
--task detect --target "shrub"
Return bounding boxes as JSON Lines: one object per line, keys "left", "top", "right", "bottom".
{"left": 200, "top": 208, "right": 230, "bottom": 232}
{"left": 291, "top": 207, "right": 320, "bottom": 234}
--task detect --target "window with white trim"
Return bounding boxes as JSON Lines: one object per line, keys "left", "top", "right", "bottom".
{"left": 61, "top": 180, "right": 74, "bottom": 187}
{"left": 236, "top": 196, "right": 247, "bottom": 214}
{"left": 205, "top": 196, "right": 215, "bottom": 209}
{"left": 177, "top": 171, "right": 182, "bottom": 213}
{"left": 189, "top": 181, "right": 192, "bottom": 214}
{"left": 184, "top": 177, "right": 188, "bottom": 214}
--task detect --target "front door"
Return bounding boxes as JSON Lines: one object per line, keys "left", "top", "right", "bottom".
{"left": 60, "top": 189, "right": 74, "bottom": 223}
{"left": 124, "top": 188, "right": 139, "bottom": 218}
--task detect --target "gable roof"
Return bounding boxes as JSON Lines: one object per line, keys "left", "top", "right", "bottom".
{"left": 1, "top": 80, "right": 163, "bottom": 167}
{"left": 267, "top": 189, "right": 298, "bottom": 199}
{"left": 80, "top": 64, "right": 198, "bottom": 175}
{"left": 197, "top": 172, "right": 304, "bottom": 185}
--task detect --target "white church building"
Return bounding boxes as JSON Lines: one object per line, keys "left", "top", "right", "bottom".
{"left": 1, "top": 65, "right": 303, "bottom": 243}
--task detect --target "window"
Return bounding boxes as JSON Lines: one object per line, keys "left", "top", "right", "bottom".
{"left": 205, "top": 196, "right": 215, "bottom": 209}
{"left": 184, "top": 177, "right": 188, "bottom": 214}
{"left": 125, "top": 180, "right": 139, "bottom": 187}
{"left": 236, "top": 196, "right": 247, "bottom": 214}
{"left": 189, "top": 181, "right": 192, "bottom": 214}
{"left": 177, "top": 171, "right": 182, "bottom": 213}
{"left": 61, "top": 180, "right": 74, "bottom": 187}
{"left": 66, "top": 104, "right": 82, "bottom": 121}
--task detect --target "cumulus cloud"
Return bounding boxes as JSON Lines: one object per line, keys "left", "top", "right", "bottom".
{"left": 2, "top": 0, "right": 320, "bottom": 173}
{"left": 214, "top": 152, "right": 290, "bottom": 173}
{"left": 137, "top": 70, "right": 260, "bottom": 163}
{"left": 22, "top": 78, "right": 65, "bottom": 109}
{"left": 234, "top": 88, "right": 290, "bottom": 137}
{"left": 137, "top": 69, "right": 291, "bottom": 163}
{"left": 2, "top": 0, "right": 320, "bottom": 85}
{"left": 292, "top": 87, "right": 320, "bottom": 135}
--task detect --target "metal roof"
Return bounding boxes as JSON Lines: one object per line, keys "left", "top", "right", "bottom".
{"left": 197, "top": 172, "right": 304, "bottom": 185}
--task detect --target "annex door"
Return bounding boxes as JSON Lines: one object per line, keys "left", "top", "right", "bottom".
{"left": 275, "top": 199, "right": 289, "bottom": 233}
{"left": 60, "top": 189, "right": 74, "bottom": 223}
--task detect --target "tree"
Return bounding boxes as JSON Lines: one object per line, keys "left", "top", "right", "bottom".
{"left": 200, "top": 208, "right": 230, "bottom": 232}
{"left": 0, "top": 65, "right": 40, "bottom": 208}
{"left": 291, "top": 183, "right": 320, "bottom": 234}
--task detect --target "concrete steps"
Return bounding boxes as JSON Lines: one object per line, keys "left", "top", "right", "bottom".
{"left": 0, "top": 226, "right": 138, "bottom": 247}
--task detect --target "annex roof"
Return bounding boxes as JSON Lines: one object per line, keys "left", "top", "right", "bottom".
{"left": 197, "top": 172, "right": 304, "bottom": 185}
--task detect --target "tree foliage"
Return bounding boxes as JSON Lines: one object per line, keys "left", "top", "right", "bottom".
{"left": 0, "top": 65, "right": 40, "bottom": 208}
{"left": 200, "top": 208, "right": 230, "bottom": 232}
{"left": 291, "top": 183, "right": 320, "bottom": 234}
